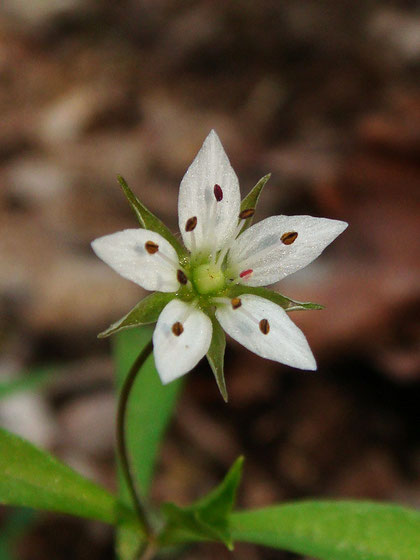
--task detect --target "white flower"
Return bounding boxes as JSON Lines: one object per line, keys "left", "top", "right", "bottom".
{"left": 92, "top": 130, "right": 347, "bottom": 399}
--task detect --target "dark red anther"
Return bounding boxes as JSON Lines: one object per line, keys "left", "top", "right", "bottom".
{"left": 281, "top": 231, "right": 298, "bottom": 245}
{"left": 239, "top": 269, "right": 253, "bottom": 278}
{"left": 185, "top": 216, "right": 197, "bottom": 232}
{"left": 145, "top": 241, "right": 159, "bottom": 254}
{"left": 214, "top": 184, "right": 223, "bottom": 202}
{"left": 239, "top": 208, "right": 255, "bottom": 219}
{"left": 231, "top": 297, "right": 242, "bottom": 309}
{"left": 259, "top": 318, "right": 270, "bottom": 335}
{"left": 172, "top": 322, "right": 184, "bottom": 336}
{"left": 177, "top": 269, "right": 188, "bottom": 285}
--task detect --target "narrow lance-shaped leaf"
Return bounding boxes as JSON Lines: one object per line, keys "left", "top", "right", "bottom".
{"left": 230, "top": 500, "right": 420, "bottom": 560}
{"left": 117, "top": 175, "right": 188, "bottom": 263}
{"left": 206, "top": 314, "right": 228, "bottom": 402}
{"left": 159, "top": 457, "right": 244, "bottom": 550}
{"left": 239, "top": 174, "right": 271, "bottom": 232}
{"left": 194, "top": 455, "right": 243, "bottom": 521}
{"left": 0, "top": 427, "right": 120, "bottom": 525}
{"left": 227, "top": 284, "right": 324, "bottom": 311}
{"left": 99, "top": 292, "right": 176, "bottom": 338}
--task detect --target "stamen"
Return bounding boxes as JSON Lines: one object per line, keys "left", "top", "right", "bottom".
{"left": 172, "top": 300, "right": 198, "bottom": 335}
{"left": 215, "top": 208, "right": 254, "bottom": 267}
{"left": 228, "top": 268, "right": 254, "bottom": 286}
{"left": 208, "top": 198, "right": 219, "bottom": 260}
{"left": 207, "top": 184, "right": 223, "bottom": 259}
{"left": 217, "top": 297, "right": 268, "bottom": 335}
{"left": 234, "top": 301, "right": 261, "bottom": 328}
{"left": 231, "top": 297, "right": 242, "bottom": 309}
{"left": 185, "top": 216, "right": 197, "bottom": 232}
{"left": 281, "top": 231, "right": 298, "bottom": 245}
{"left": 214, "top": 244, "right": 228, "bottom": 266}
{"left": 185, "top": 217, "right": 197, "bottom": 255}
{"left": 172, "top": 322, "right": 184, "bottom": 336}
{"left": 177, "top": 269, "right": 188, "bottom": 285}
{"left": 214, "top": 184, "right": 223, "bottom": 201}
{"left": 239, "top": 208, "right": 255, "bottom": 219}
{"left": 259, "top": 318, "right": 270, "bottom": 335}
{"left": 145, "top": 240, "right": 159, "bottom": 254}
{"left": 233, "top": 230, "right": 299, "bottom": 274}
{"left": 144, "top": 240, "right": 179, "bottom": 269}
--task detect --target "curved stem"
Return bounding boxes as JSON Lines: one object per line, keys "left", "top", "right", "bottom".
{"left": 116, "top": 339, "right": 154, "bottom": 537}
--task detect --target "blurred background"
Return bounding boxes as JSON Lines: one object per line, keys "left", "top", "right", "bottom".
{"left": 0, "top": 1, "right": 419, "bottom": 558}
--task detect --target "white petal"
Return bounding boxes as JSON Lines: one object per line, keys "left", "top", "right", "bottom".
{"left": 153, "top": 300, "right": 212, "bottom": 383}
{"left": 178, "top": 130, "right": 241, "bottom": 255}
{"left": 227, "top": 215, "right": 348, "bottom": 286}
{"left": 216, "top": 294, "right": 316, "bottom": 370}
{"left": 91, "top": 229, "right": 179, "bottom": 292}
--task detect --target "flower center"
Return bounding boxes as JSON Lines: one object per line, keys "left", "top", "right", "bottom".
{"left": 192, "top": 263, "right": 225, "bottom": 295}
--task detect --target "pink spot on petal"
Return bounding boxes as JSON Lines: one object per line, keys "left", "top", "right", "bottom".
{"left": 214, "top": 184, "right": 223, "bottom": 201}
{"left": 239, "top": 269, "right": 253, "bottom": 278}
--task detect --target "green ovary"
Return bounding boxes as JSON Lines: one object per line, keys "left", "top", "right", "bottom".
{"left": 192, "top": 263, "right": 225, "bottom": 295}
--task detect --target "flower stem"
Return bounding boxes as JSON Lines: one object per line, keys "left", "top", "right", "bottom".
{"left": 116, "top": 339, "right": 154, "bottom": 537}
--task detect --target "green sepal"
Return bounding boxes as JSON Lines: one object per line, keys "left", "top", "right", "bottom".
{"left": 239, "top": 174, "right": 271, "bottom": 232}
{"left": 159, "top": 456, "right": 244, "bottom": 550}
{"left": 117, "top": 175, "right": 188, "bottom": 264}
{"left": 206, "top": 313, "right": 228, "bottom": 402}
{"left": 98, "top": 292, "right": 176, "bottom": 338}
{"left": 227, "top": 285, "right": 324, "bottom": 312}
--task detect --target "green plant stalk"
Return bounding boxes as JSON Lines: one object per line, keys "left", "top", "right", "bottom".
{"left": 116, "top": 340, "right": 155, "bottom": 541}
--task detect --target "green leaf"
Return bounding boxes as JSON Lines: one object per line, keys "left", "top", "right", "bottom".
{"left": 193, "top": 455, "right": 243, "bottom": 521}
{"left": 0, "top": 366, "right": 55, "bottom": 401}
{"left": 206, "top": 314, "right": 228, "bottom": 402}
{"left": 160, "top": 457, "right": 244, "bottom": 550}
{"left": 114, "top": 327, "right": 183, "bottom": 558}
{"left": 239, "top": 174, "right": 271, "bottom": 232}
{"left": 230, "top": 500, "right": 420, "bottom": 560}
{"left": 227, "top": 284, "right": 324, "bottom": 311}
{"left": 99, "top": 292, "right": 176, "bottom": 338}
{"left": 0, "top": 427, "right": 119, "bottom": 524}
{"left": 117, "top": 175, "right": 188, "bottom": 264}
